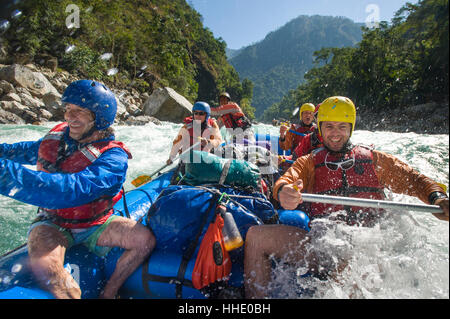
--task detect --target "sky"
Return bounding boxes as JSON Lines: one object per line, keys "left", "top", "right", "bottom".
{"left": 188, "top": 0, "right": 418, "bottom": 49}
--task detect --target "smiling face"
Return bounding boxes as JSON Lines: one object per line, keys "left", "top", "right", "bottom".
{"left": 320, "top": 121, "right": 351, "bottom": 152}
{"left": 301, "top": 110, "right": 314, "bottom": 125}
{"left": 64, "top": 103, "right": 95, "bottom": 141}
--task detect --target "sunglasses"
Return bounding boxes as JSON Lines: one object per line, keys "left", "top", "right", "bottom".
{"left": 64, "top": 106, "right": 93, "bottom": 118}
{"left": 324, "top": 151, "right": 355, "bottom": 171}
{"left": 193, "top": 111, "right": 206, "bottom": 116}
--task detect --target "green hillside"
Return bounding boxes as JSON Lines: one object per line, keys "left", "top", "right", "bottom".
{"left": 0, "top": 0, "right": 254, "bottom": 116}
{"left": 261, "top": 0, "right": 449, "bottom": 123}
{"left": 230, "top": 15, "right": 363, "bottom": 118}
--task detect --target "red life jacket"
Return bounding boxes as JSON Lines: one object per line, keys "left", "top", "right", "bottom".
{"left": 219, "top": 106, "right": 251, "bottom": 130}
{"left": 184, "top": 117, "right": 215, "bottom": 148}
{"left": 290, "top": 123, "right": 316, "bottom": 152}
{"left": 36, "top": 122, "right": 132, "bottom": 229}
{"left": 310, "top": 145, "right": 385, "bottom": 220}
{"left": 294, "top": 130, "right": 323, "bottom": 158}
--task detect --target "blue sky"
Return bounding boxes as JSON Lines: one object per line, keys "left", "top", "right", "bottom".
{"left": 188, "top": 0, "right": 418, "bottom": 49}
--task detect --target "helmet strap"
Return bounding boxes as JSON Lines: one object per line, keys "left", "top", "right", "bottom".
{"left": 78, "top": 121, "right": 97, "bottom": 142}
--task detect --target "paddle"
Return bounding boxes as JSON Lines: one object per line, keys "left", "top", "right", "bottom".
{"left": 300, "top": 193, "right": 443, "bottom": 214}
{"left": 131, "top": 141, "right": 201, "bottom": 187}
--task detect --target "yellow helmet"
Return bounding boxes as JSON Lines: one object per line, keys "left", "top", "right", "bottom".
{"left": 317, "top": 96, "right": 356, "bottom": 136}
{"left": 299, "top": 103, "right": 315, "bottom": 120}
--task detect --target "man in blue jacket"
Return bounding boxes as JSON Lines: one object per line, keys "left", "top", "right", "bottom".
{"left": 0, "top": 80, "right": 155, "bottom": 299}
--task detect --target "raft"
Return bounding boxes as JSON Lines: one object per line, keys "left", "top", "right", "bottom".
{"left": 0, "top": 146, "right": 309, "bottom": 299}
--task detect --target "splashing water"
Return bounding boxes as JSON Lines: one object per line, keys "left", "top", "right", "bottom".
{"left": 0, "top": 123, "right": 448, "bottom": 298}
{"left": 107, "top": 68, "right": 118, "bottom": 76}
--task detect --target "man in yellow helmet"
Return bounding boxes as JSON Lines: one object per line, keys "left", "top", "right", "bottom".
{"left": 279, "top": 103, "right": 316, "bottom": 154}
{"left": 244, "top": 96, "right": 449, "bottom": 299}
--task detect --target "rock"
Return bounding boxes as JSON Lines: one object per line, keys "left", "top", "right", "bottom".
{"left": 0, "top": 64, "right": 59, "bottom": 98}
{"left": 0, "top": 108, "right": 25, "bottom": 124}
{"left": 116, "top": 99, "right": 128, "bottom": 120}
{"left": 0, "top": 100, "right": 28, "bottom": 115}
{"left": 123, "top": 115, "right": 161, "bottom": 126}
{"left": 2, "top": 92, "right": 21, "bottom": 103}
{"left": 0, "top": 80, "right": 16, "bottom": 95}
{"left": 38, "top": 108, "right": 54, "bottom": 120}
{"left": 17, "top": 92, "right": 45, "bottom": 109}
{"left": 22, "top": 109, "right": 39, "bottom": 123}
{"left": 126, "top": 103, "right": 141, "bottom": 116}
{"left": 42, "top": 91, "right": 63, "bottom": 119}
{"left": 142, "top": 87, "right": 192, "bottom": 123}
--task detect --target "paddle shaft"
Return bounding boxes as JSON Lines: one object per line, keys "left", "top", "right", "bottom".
{"left": 149, "top": 141, "right": 201, "bottom": 179}
{"left": 301, "top": 193, "right": 443, "bottom": 214}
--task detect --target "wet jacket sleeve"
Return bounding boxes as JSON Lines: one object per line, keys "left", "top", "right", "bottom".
{"left": 372, "top": 150, "right": 445, "bottom": 204}
{"left": 0, "top": 140, "right": 42, "bottom": 165}
{"left": 203, "top": 119, "right": 223, "bottom": 151}
{"left": 168, "top": 125, "right": 189, "bottom": 161}
{"left": 279, "top": 125, "right": 295, "bottom": 151}
{"left": 273, "top": 150, "right": 445, "bottom": 205}
{"left": 0, "top": 147, "right": 129, "bottom": 209}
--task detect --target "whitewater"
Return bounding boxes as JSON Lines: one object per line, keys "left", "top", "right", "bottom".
{"left": 0, "top": 122, "right": 448, "bottom": 299}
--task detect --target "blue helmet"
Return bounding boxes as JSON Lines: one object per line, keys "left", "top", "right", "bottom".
{"left": 192, "top": 101, "right": 211, "bottom": 121}
{"left": 61, "top": 80, "right": 117, "bottom": 130}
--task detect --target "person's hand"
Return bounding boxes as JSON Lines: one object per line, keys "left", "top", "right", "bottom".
{"left": 166, "top": 158, "right": 173, "bottom": 165}
{"left": 279, "top": 125, "right": 288, "bottom": 138}
{"left": 433, "top": 197, "right": 449, "bottom": 221}
{"left": 278, "top": 180, "right": 303, "bottom": 210}
{"left": 199, "top": 137, "right": 209, "bottom": 147}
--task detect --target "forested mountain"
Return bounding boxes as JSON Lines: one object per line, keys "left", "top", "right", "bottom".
{"left": 0, "top": 0, "right": 254, "bottom": 116}
{"left": 261, "top": 0, "right": 449, "bottom": 123}
{"left": 230, "top": 15, "right": 363, "bottom": 118}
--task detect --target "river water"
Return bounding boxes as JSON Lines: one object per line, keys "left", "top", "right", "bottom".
{"left": 0, "top": 122, "right": 448, "bottom": 298}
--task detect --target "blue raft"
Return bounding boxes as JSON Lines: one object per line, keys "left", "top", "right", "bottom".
{"left": 0, "top": 169, "right": 310, "bottom": 299}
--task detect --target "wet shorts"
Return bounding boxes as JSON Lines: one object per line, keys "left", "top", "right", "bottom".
{"left": 28, "top": 215, "right": 119, "bottom": 257}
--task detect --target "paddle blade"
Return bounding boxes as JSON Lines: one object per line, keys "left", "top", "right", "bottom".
{"left": 131, "top": 175, "right": 152, "bottom": 187}
{"left": 438, "top": 182, "right": 448, "bottom": 193}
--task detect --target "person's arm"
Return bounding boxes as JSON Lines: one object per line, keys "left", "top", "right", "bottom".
{"left": 210, "top": 103, "right": 242, "bottom": 116}
{"left": 0, "top": 140, "right": 42, "bottom": 165}
{"left": 374, "top": 150, "right": 448, "bottom": 221}
{"left": 373, "top": 150, "right": 446, "bottom": 204}
{"left": 0, "top": 147, "right": 128, "bottom": 209}
{"left": 167, "top": 125, "right": 190, "bottom": 163}
{"left": 279, "top": 125, "right": 295, "bottom": 151}
{"left": 203, "top": 120, "right": 223, "bottom": 151}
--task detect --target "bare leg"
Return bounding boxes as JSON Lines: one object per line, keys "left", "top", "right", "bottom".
{"left": 28, "top": 225, "right": 81, "bottom": 299}
{"left": 96, "top": 217, "right": 155, "bottom": 299}
{"left": 244, "top": 224, "right": 309, "bottom": 299}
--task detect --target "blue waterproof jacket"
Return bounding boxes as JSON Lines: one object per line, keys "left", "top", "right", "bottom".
{"left": 0, "top": 128, "right": 129, "bottom": 209}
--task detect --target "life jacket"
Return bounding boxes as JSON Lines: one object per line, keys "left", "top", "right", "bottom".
{"left": 36, "top": 122, "right": 132, "bottom": 229}
{"left": 310, "top": 145, "right": 385, "bottom": 222}
{"left": 184, "top": 117, "right": 216, "bottom": 148}
{"left": 294, "top": 129, "right": 323, "bottom": 159}
{"left": 219, "top": 104, "right": 252, "bottom": 130}
{"left": 289, "top": 123, "right": 316, "bottom": 153}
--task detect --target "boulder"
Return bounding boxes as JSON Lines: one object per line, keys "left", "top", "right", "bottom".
{"left": 123, "top": 115, "right": 161, "bottom": 126}
{"left": 0, "top": 80, "right": 16, "bottom": 95}
{"left": 142, "top": 87, "right": 192, "bottom": 123}
{"left": 42, "top": 91, "right": 63, "bottom": 119}
{"left": 0, "top": 108, "right": 25, "bottom": 124}
{"left": 0, "top": 64, "right": 59, "bottom": 98}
